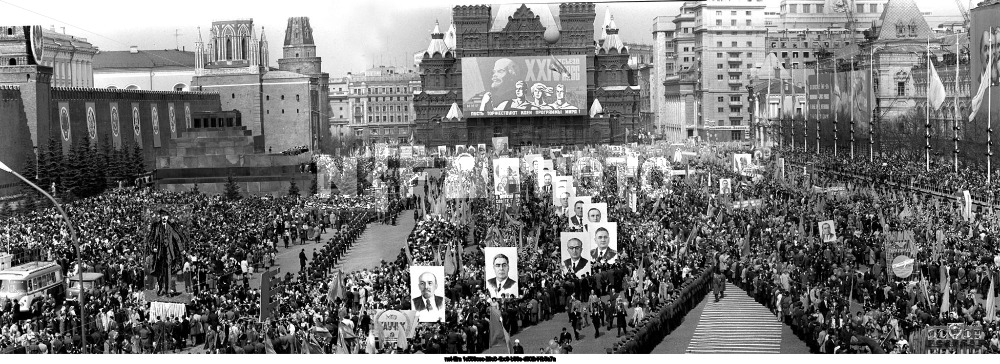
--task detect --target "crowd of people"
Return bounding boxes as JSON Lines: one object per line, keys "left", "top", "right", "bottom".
{"left": 2, "top": 141, "right": 999, "bottom": 355}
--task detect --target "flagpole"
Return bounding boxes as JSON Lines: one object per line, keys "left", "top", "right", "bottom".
{"left": 851, "top": 53, "right": 856, "bottom": 160}
{"left": 815, "top": 58, "right": 820, "bottom": 154}
{"left": 955, "top": 33, "right": 960, "bottom": 173}
{"left": 989, "top": 33, "right": 993, "bottom": 184}
{"left": 870, "top": 44, "right": 875, "bottom": 163}
{"left": 926, "top": 38, "right": 931, "bottom": 172}
{"left": 834, "top": 51, "right": 839, "bottom": 157}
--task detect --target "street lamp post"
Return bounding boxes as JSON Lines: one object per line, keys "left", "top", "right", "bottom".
{"left": 0, "top": 159, "right": 86, "bottom": 353}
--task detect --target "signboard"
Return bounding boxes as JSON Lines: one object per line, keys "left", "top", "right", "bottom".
{"left": 462, "top": 55, "right": 586, "bottom": 117}
{"left": 400, "top": 146, "right": 413, "bottom": 159}
{"left": 913, "top": 323, "right": 987, "bottom": 354}
{"left": 885, "top": 230, "right": 917, "bottom": 279}
{"left": 808, "top": 71, "right": 833, "bottom": 122}
{"left": 373, "top": 310, "right": 418, "bottom": 350}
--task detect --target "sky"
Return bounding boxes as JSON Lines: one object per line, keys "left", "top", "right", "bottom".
{"left": 0, "top": 0, "right": 966, "bottom": 76}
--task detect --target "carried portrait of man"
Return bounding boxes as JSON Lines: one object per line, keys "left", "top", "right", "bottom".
{"left": 582, "top": 202, "right": 607, "bottom": 226}
{"left": 538, "top": 170, "right": 556, "bottom": 196}
{"left": 552, "top": 176, "right": 574, "bottom": 206}
{"left": 409, "top": 266, "right": 446, "bottom": 323}
{"left": 561, "top": 232, "right": 591, "bottom": 278}
{"left": 568, "top": 196, "right": 592, "bottom": 228}
{"left": 818, "top": 220, "right": 837, "bottom": 243}
{"left": 484, "top": 247, "right": 519, "bottom": 298}
{"left": 588, "top": 222, "right": 618, "bottom": 264}
{"left": 719, "top": 178, "right": 732, "bottom": 195}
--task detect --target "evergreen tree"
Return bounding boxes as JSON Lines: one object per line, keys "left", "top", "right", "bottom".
{"left": 309, "top": 177, "right": 318, "bottom": 196}
{"left": 44, "top": 137, "right": 64, "bottom": 195}
{"left": 62, "top": 137, "right": 84, "bottom": 200}
{"left": 192, "top": 183, "right": 200, "bottom": 195}
{"left": 131, "top": 144, "right": 145, "bottom": 179}
{"left": 224, "top": 175, "right": 241, "bottom": 201}
{"left": 20, "top": 151, "right": 40, "bottom": 209}
{"left": 288, "top": 179, "right": 300, "bottom": 197}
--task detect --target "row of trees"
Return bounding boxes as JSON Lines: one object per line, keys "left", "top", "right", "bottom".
{"left": 20, "top": 135, "right": 147, "bottom": 209}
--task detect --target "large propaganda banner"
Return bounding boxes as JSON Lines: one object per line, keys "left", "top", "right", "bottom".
{"left": 970, "top": 4, "right": 1000, "bottom": 124}
{"left": 462, "top": 55, "right": 586, "bottom": 118}
{"left": 808, "top": 71, "right": 832, "bottom": 122}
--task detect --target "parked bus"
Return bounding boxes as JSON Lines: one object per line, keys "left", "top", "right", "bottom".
{"left": 0, "top": 261, "right": 65, "bottom": 312}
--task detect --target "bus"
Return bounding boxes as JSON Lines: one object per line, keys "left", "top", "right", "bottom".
{"left": 0, "top": 261, "right": 65, "bottom": 312}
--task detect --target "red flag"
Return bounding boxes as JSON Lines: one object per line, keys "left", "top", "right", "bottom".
{"left": 488, "top": 303, "right": 511, "bottom": 353}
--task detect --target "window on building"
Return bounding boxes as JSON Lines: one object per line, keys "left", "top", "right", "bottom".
{"left": 746, "top": 11, "right": 751, "bottom": 16}
{"left": 730, "top": 107, "right": 741, "bottom": 113}
{"left": 684, "top": 28, "right": 690, "bottom": 33}
{"left": 816, "top": 4, "right": 824, "bottom": 13}
{"left": 718, "top": 96, "right": 725, "bottom": 102}
{"left": 803, "top": 52, "right": 810, "bottom": 58}
{"left": 717, "top": 41, "right": 723, "bottom": 47}
{"left": 717, "top": 52, "right": 723, "bottom": 58}
{"left": 731, "top": 19, "right": 737, "bottom": 26}
{"left": 804, "top": 42, "right": 809, "bottom": 48}
{"left": 683, "top": 57, "right": 689, "bottom": 62}
{"left": 747, "top": 52, "right": 753, "bottom": 58}
{"left": 355, "top": 129, "right": 363, "bottom": 136}
{"left": 803, "top": 4, "right": 811, "bottom": 13}
{"left": 730, "top": 75, "right": 740, "bottom": 80}
{"left": 731, "top": 130, "right": 742, "bottom": 140}
{"left": 870, "top": 4, "right": 877, "bottom": 13}
{"left": 781, "top": 52, "right": 788, "bottom": 58}
{"left": 792, "top": 52, "right": 799, "bottom": 58}
{"left": 746, "top": 20, "right": 752, "bottom": 26}
{"left": 718, "top": 75, "right": 724, "bottom": 80}
{"left": 730, "top": 86, "right": 740, "bottom": 91}
{"left": 731, "top": 96, "right": 740, "bottom": 102}
{"left": 684, "top": 47, "right": 690, "bottom": 52}
{"left": 716, "top": 19, "right": 722, "bottom": 25}
{"left": 789, "top": 4, "right": 797, "bottom": 13}
{"left": 857, "top": 4, "right": 864, "bottom": 13}
{"left": 771, "top": 42, "right": 777, "bottom": 48}
{"left": 716, "top": 11, "right": 722, "bottom": 15}
{"left": 897, "top": 82, "right": 906, "bottom": 96}
{"left": 718, "top": 107, "right": 725, "bottom": 113}
{"left": 718, "top": 64, "right": 724, "bottom": 69}
{"left": 281, "top": 95, "right": 285, "bottom": 100}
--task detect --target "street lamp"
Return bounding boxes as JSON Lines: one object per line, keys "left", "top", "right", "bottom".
{"left": 0, "top": 159, "right": 87, "bottom": 353}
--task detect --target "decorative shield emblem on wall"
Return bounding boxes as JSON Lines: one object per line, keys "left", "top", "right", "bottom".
{"left": 111, "top": 106, "right": 120, "bottom": 137}
{"left": 59, "top": 107, "right": 71, "bottom": 141}
{"left": 151, "top": 106, "right": 160, "bottom": 135}
{"left": 86, "top": 107, "right": 97, "bottom": 140}
{"left": 132, "top": 106, "right": 141, "bottom": 137}
{"left": 168, "top": 104, "right": 177, "bottom": 134}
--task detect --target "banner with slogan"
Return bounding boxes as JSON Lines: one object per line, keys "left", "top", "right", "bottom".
{"left": 462, "top": 55, "right": 586, "bottom": 117}
{"left": 808, "top": 71, "right": 833, "bottom": 122}
{"left": 110, "top": 102, "right": 122, "bottom": 150}
{"left": 85, "top": 102, "right": 97, "bottom": 147}
{"left": 373, "top": 310, "right": 418, "bottom": 351}
{"left": 885, "top": 230, "right": 917, "bottom": 279}
{"left": 57, "top": 101, "right": 72, "bottom": 154}
{"left": 400, "top": 146, "right": 413, "bottom": 159}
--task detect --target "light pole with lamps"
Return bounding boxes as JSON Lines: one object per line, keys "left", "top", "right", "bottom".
{"left": 0, "top": 158, "right": 87, "bottom": 353}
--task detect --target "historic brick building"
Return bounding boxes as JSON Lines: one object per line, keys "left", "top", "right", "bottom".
{"left": 413, "top": 3, "right": 642, "bottom": 147}
{"left": 191, "top": 18, "right": 330, "bottom": 155}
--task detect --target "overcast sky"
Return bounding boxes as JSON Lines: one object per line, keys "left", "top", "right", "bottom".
{"left": 0, "top": 0, "right": 965, "bottom": 76}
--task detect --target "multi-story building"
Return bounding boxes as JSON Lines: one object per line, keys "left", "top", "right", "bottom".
{"left": 0, "top": 26, "right": 98, "bottom": 88}
{"left": 345, "top": 66, "right": 421, "bottom": 146}
{"left": 93, "top": 47, "right": 195, "bottom": 91}
{"left": 664, "top": 0, "right": 768, "bottom": 143}
{"left": 413, "top": 3, "right": 642, "bottom": 147}
{"left": 672, "top": 2, "right": 698, "bottom": 73}
{"left": 651, "top": 17, "right": 677, "bottom": 139}
{"left": 778, "top": 0, "right": 888, "bottom": 30}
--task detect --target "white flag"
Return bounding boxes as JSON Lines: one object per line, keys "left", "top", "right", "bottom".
{"left": 927, "top": 60, "right": 947, "bottom": 110}
{"left": 969, "top": 39, "right": 993, "bottom": 122}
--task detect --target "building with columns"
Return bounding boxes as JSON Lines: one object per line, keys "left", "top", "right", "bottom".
{"left": 1, "top": 25, "right": 97, "bottom": 88}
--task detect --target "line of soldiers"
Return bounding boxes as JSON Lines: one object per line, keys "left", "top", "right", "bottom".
{"left": 304, "top": 210, "right": 374, "bottom": 280}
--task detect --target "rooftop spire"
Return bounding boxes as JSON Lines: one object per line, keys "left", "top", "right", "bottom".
{"left": 425, "top": 20, "right": 450, "bottom": 57}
